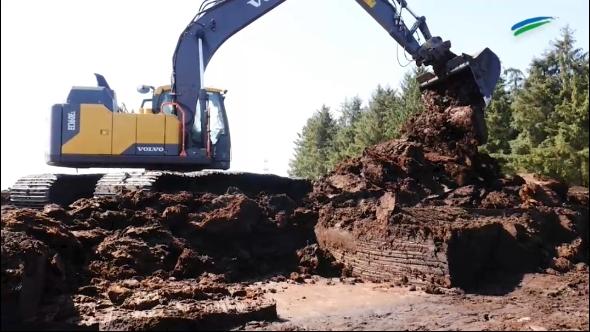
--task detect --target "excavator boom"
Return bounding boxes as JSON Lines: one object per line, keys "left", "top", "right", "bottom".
{"left": 174, "top": 0, "right": 501, "bottom": 150}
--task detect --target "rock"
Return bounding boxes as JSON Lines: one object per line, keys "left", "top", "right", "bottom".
{"left": 267, "top": 194, "right": 297, "bottom": 215}
{"left": 423, "top": 284, "right": 443, "bottom": 295}
{"left": 552, "top": 257, "right": 574, "bottom": 273}
{"left": 71, "top": 229, "right": 108, "bottom": 248}
{"left": 529, "top": 325, "right": 548, "bottom": 331}
{"left": 121, "top": 291, "right": 161, "bottom": 310}
{"left": 162, "top": 205, "right": 189, "bottom": 227}
{"left": 107, "top": 285, "right": 132, "bottom": 304}
{"left": 519, "top": 174, "right": 567, "bottom": 207}
{"left": 199, "top": 195, "right": 262, "bottom": 235}
{"left": 172, "top": 249, "right": 209, "bottom": 279}
{"left": 92, "top": 210, "right": 129, "bottom": 228}
{"left": 121, "top": 279, "right": 141, "bottom": 289}
{"left": 556, "top": 238, "right": 584, "bottom": 262}
{"left": 289, "top": 272, "right": 304, "bottom": 283}
{"left": 230, "top": 288, "right": 248, "bottom": 298}
{"left": 43, "top": 204, "right": 67, "bottom": 219}
{"left": 400, "top": 276, "right": 409, "bottom": 285}
{"left": 159, "top": 192, "right": 194, "bottom": 205}
{"left": 376, "top": 192, "right": 397, "bottom": 223}
{"left": 567, "top": 186, "right": 589, "bottom": 206}
{"left": 575, "top": 262, "right": 588, "bottom": 272}
{"left": 481, "top": 191, "right": 519, "bottom": 209}
{"left": 95, "top": 225, "right": 182, "bottom": 278}
{"left": 271, "top": 275, "right": 287, "bottom": 282}
{"left": 445, "top": 185, "right": 477, "bottom": 207}
{"left": 78, "top": 285, "right": 99, "bottom": 296}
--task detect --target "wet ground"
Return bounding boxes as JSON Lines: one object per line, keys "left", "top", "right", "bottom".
{"left": 242, "top": 272, "right": 589, "bottom": 331}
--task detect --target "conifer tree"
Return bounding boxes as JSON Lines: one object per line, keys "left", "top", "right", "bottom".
{"left": 288, "top": 106, "right": 337, "bottom": 179}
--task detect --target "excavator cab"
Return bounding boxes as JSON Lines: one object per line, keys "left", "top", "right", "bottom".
{"left": 137, "top": 85, "right": 232, "bottom": 166}
{"left": 136, "top": 85, "right": 176, "bottom": 115}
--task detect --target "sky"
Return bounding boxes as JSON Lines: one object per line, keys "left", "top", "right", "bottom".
{"left": 1, "top": 0, "right": 588, "bottom": 189}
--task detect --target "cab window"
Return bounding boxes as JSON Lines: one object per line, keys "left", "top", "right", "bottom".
{"left": 159, "top": 92, "right": 175, "bottom": 115}
{"left": 208, "top": 93, "right": 226, "bottom": 145}
{"left": 190, "top": 92, "right": 226, "bottom": 147}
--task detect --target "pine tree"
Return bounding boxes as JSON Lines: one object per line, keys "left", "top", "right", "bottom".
{"left": 509, "top": 27, "right": 589, "bottom": 185}
{"left": 288, "top": 106, "right": 337, "bottom": 179}
{"left": 329, "top": 97, "right": 364, "bottom": 167}
{"left": 291, "top": 68, "right": 434, "bottom": 178}
{"left": 386, "top": 67, "right": 426, "bottom": 138}
{"left": 353, "top": 85, "right": 399, "bottom": 150}
{"left": 504, "top": 68, "right": 525, "bottom": 92}
{"left": 480, "top": 70, "right": 516, "bottom": 156}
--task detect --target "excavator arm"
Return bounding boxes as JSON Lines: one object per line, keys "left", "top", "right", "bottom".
{"left": 172, "top": 0, "right": 500, "bottom": 148}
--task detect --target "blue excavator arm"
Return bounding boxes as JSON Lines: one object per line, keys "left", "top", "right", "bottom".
{"left": 172, "top": 0, "right": 500, "bottom": 147}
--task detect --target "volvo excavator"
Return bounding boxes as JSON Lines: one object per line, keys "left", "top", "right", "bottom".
{"left": 10, "top": 0, "right": 501, "bottom": 207}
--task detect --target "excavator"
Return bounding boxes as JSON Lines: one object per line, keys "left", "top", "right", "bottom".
{"left": 9, "top": 0, "right": 501, "bottom": 207}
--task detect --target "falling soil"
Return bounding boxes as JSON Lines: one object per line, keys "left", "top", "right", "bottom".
{"left": 2, "top": 74, "right": 588, "bottom": 330}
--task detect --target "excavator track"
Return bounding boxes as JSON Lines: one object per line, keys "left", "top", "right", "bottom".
{"left": 9, "top": 171, "right": 311, "bottom": 209}
{"left": 94, "top": 171, "right": 162, "bottom": 198}
{"left": 9, "top": 174, "right": 103, "bottom": 208}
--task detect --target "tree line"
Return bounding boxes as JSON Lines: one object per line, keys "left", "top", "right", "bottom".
{"left": 289, "top": 28, "right": 589, "bottom": 187}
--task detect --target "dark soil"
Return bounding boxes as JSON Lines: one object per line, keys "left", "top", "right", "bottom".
{"left": 1, "top": 186, "right": 332, "bottom": 330}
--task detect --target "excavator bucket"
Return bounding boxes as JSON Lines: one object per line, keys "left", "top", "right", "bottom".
{"left": 416, "top": 48, "right": 501, "bottom": 105}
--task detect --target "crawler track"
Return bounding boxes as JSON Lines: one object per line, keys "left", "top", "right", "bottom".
{"left": 9, "top": 174, "right": 103, "bottom": 208}
{"left": 10, "top": 171, "right": 311, "bottom": 208}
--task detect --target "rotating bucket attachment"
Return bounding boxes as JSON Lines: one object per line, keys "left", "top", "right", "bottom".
{"left": 416, "top": 48, "right": 501, "bottom": 106}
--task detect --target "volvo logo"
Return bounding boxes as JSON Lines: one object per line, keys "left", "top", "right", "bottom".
{"left": 67, "top": 111, "right": 76, "bottom": 131}
{"left": 137, "top": 146, "right": 165, "bottom": 152}
{"left": 247, "top": 0, "right": 271, "bottom": 8}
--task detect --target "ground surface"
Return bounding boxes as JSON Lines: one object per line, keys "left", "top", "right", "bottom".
{"left": 243, "top": 272, "right": 589, "bottom": 331}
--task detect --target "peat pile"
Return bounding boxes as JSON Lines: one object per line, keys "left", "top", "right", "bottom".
{"left": 313, "top": 78, "right": 589, "bottom": 289}
{"left": 1, "top": 184, "right": 337, "bottom": 330}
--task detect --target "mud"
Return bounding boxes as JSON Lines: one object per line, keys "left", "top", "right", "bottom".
{"left": 244, "top": 271, "right": 589, "bottom": 331}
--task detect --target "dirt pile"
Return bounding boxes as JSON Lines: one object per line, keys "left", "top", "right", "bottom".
{"left": 313, "top": 79, "right": 589, "bottom": 289}
{"left": 0, "top": 184, "right": 335, "bottom": 330}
